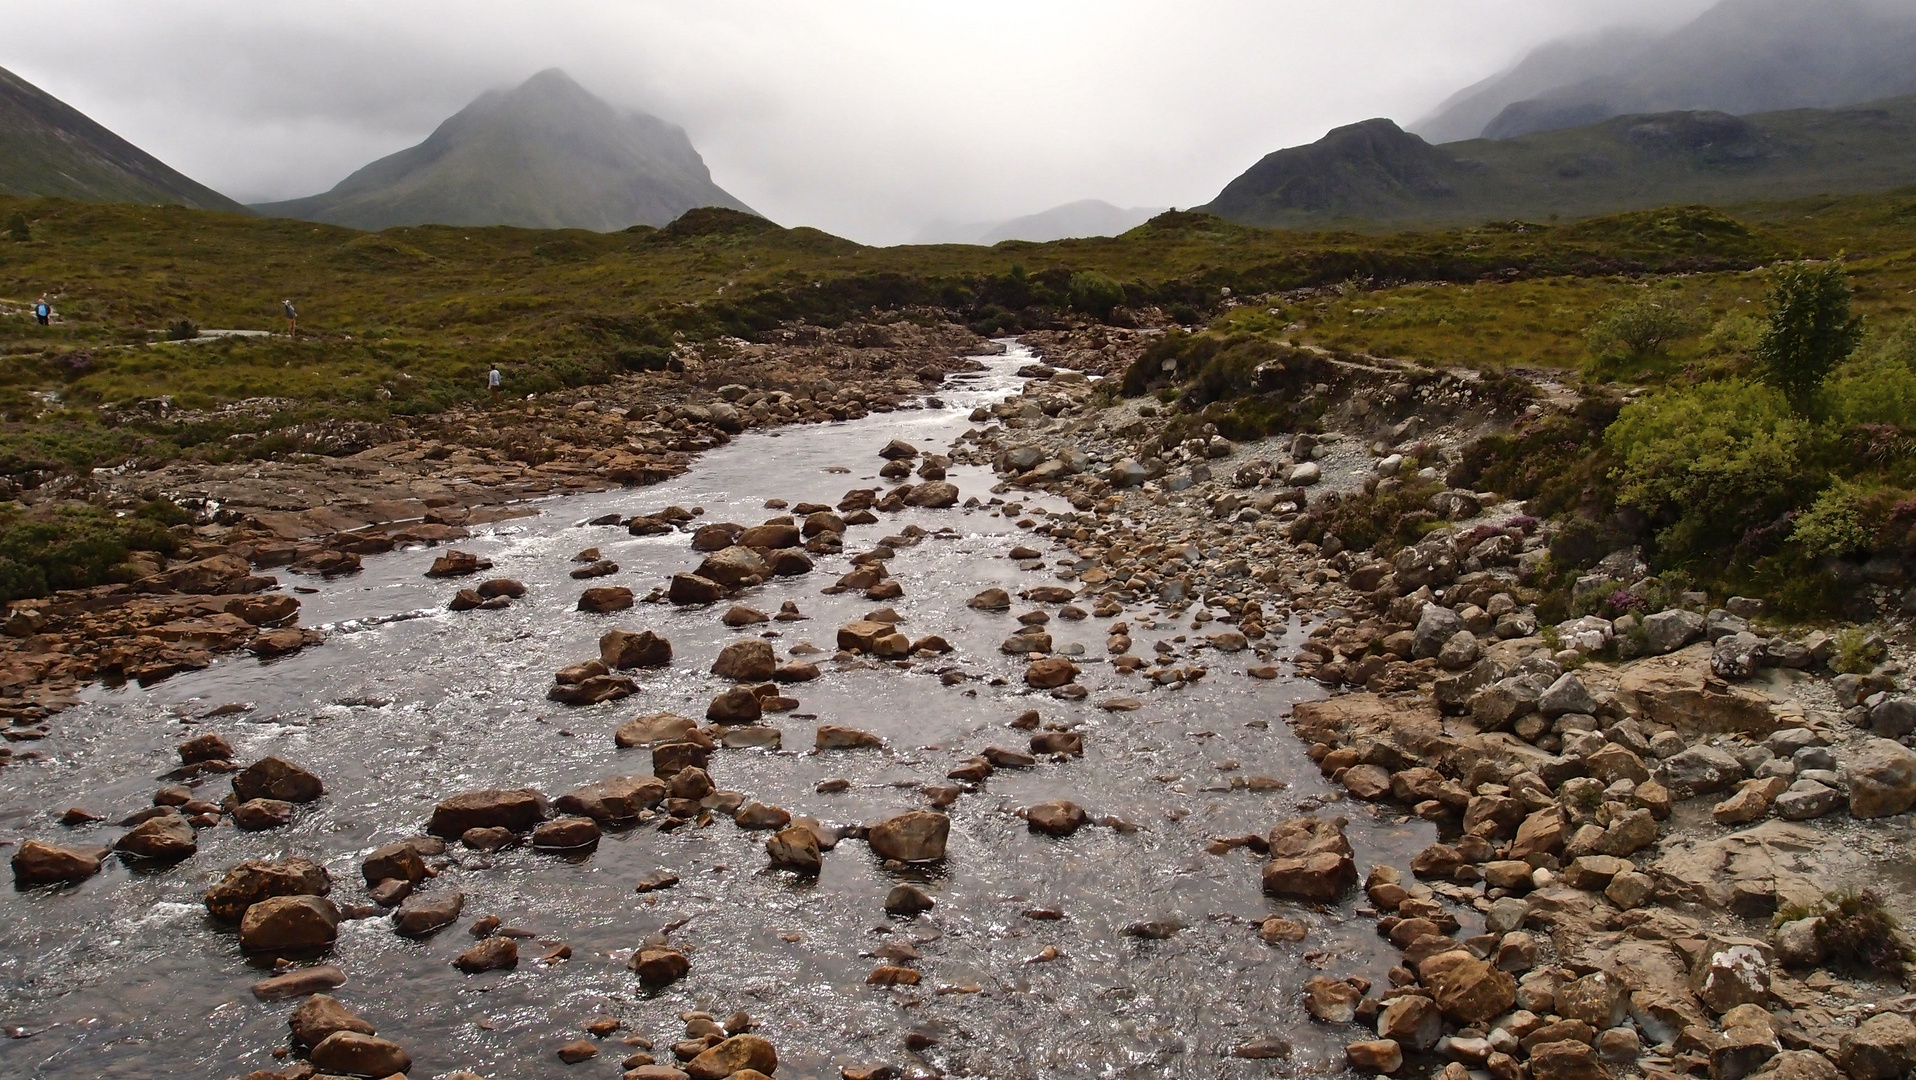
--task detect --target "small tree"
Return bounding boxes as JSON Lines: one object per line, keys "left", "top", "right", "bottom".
{"left": 6, "top": 212, "right": 27, "bottom": 242}
{"left": 1757, "top": 261, "right": 1865, "bottom": 413}
{"left": 1586, "top": 295, "right": 1693, "bottom": 361}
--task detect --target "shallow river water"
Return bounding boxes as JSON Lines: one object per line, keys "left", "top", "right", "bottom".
{"left": 0, "top": 344, "right": 1434, "bottom": 1080}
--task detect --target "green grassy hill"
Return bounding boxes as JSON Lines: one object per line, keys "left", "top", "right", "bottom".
{"left": 1204, "top": 96, "right": 1916, "bottom": 231}
{"left": 0, "top": 65, "right": 244, "bottom": 212}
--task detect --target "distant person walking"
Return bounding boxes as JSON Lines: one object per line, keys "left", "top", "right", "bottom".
{"left": 488, "top": 365, "right": 502, "bottom": 403}
{"left": 33, "top": 296, "right": 50, "bottom": 326}
{"left": 283, "top": 299, "right": 298, "bottom": 337}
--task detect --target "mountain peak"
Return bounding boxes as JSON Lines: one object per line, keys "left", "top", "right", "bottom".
{"left": 0, "top": 64, "right": 243, "bottom": 210}
{"left": 254, "top": 70, "right": 754, "bottom": 232}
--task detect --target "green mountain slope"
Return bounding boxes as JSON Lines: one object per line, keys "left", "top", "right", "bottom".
{"left": 0, "top": 65, "right": 243, "bottom": 211}
{"left": 254, "top": 69, "right": 754, "bottom": 232}
{"left": 1203, "top": 95, "right": 1916, "bottom": 231}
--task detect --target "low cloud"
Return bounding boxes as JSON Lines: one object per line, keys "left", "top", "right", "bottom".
{"left": 3, "top": 0, "right": 1719, "bottom": 243}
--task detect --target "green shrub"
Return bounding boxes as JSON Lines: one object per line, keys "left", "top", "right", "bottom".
{"left": 1701, "top": 312, "right": 1764, "bottom": 358}
{"left": 0, "top": 506, "right": 179, "bottom": 601}
{"left": 1604, "top": 380, "right": 1814, "bottom": 563}
{"left": 1756, "top": 261, "right": 1865, "bottom": 413}
{"left": 165, "top": 319, "right": 200, "bottom": 341}
{"left": 6, "top": 212, "right": 26, "bottom": 242}
{"left": 1831, "top": 627, "right": 1887, "bottom": 675}
{"left": 1791, "top": 480, "right": 1873, "bottom": 560}
{"left": 1586, "top": 294, "right": 1695, "bottom": 362}
{"left": 1066, "top": 271, "right": 1126, "bottom": 321}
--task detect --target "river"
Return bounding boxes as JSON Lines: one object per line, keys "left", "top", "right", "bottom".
{"left": 0, "top": 343, "right": 1432, "bottom": 1080}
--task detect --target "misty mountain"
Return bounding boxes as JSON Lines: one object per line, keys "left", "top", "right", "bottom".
{"left": 0, "top": 64, "right": 244, "bottom": 211}
{"left": 1202, "top": 95, "right": 1916, "bottom": 230}
{"left": 1414, "top": 0, "right": 1916, "bottom": 143}
{"left": 911, "top": 199, "right": 1164, "bottom": 245}
{"left": 253, "top": 69, "right": 753, "bottom": 232}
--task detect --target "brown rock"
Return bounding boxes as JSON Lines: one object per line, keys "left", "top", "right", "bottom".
{"left": 289, "top": 993, "right": 374, "bottom": 1047}
{"left": 232, "top": 798, "right": 295, "bottom": 830}
{"left": 1304, "top": 976, "right": 1364, "bottom": 1023}
{"left": 1528, "top": 1039, "right": 1611, "bottom": 1080}
{"left": 816, "top": 725, "right": 883, "bottom": 750}
{"left": 711, "top": 639, "right": 776, "bottom": 682}
{"left": 239, "top": 894, "right": 341, "bottom": 953}
{"left": 1426, "top": 953, "right": 1518, "bottom": 1024}
{"left": 1025, "top": 657, "right": 1080, "bottom": 689}
{"left": 178, "top": 732, "right": 235, "bottom": 764}
{"left": 233, "top": 756, "right": 323, "bottom": 803}
{"left": 668, "top": 573, "right": 726, "bottom": 605}
{"left": 393, "top": 890, "right": 465, "bottom": 937}
{"left": 1348, "top": 1039, "right": 1404, "bottom": 1073}
{"left": 556, "top": 775, "right": 665, "bottom": 821}
{"left": 309, "top": 1031, "right": 412, "bottom": 1078}
{"left": 426, "top": 550, "right": 491, "bottom": 577}
{"left": 113, "top": 812, "right": 197, "bottom": 862}
{"left": 453, "top": 936, "right": 519, "bottom": 973}
{"left": 429, "top": 788, "right": 547, "bottom": 837}
{"left": 615, "top": 712, "right": 699, "bottom": 748}
{"left": 1024, "top": 799, "right": 1088, "bottom": 836}
{"left": 705, "top": 687, "right": 764, "bottom": 724}
{"left": 360, "top": 842, "right": 427, "bottom": 887}
{"left": 1262, "top": 817, "right": 1357, "bottom": 901}
{"left": 11, "top": 839, "right": 104, "bottom": 886}
{"left": 868, "top": 810, "right": 949, "bottom": 861}
{"left": 205, "top": 857, "right": 332, "bottom": 921}
{"left": 531, "top": 816, "right": 602, "bottom": 850}
{"left": 686, "top": 1035, "right": 777, "bottom": 1080}
{"left": 767, "top": 825, "right": 823, "bottom": 874}
{"left": 577, "top": 586, "right": 635, "bottom": 613}
{"left": 601, "top": 629, "right": 673, "bottom": 669}
{"left": 630, "top": 946, "right": 690, "bottom": 987}
{"left": 250, "top": 964, "right": 346, "bottom": 1001}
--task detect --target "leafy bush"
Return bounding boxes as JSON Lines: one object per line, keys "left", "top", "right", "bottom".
{"left": 1604, "top": 380, "right": 1814, "bottom": 563}
{"left": 613, "top": 345, "right": 672, "bottom": 372}
{"left": 1066, "top": 271, "right": 1126, "bottom": 321}
{"left": 165, "top": 319, "right": 200, "bottom": 341}
{"left": 1757, "top": 261, "right": 1865, "bottom": 413}
{"left": 1791, "top": 480, "right": 1873, "bottom": 560}
{"left": 6, "top": 212, "right": 26, "bottom": 242}
{"left": 1586, "top": 295, "right": 1695, "bottom": 361}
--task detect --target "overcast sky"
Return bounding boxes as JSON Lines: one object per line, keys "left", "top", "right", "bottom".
{"left": 2, "top": 0, "right": 1722, "bottom": 244}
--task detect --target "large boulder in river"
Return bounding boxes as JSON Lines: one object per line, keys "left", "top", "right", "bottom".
{"left": 1262, "top": 816, "right": 1357, "bottom": 901}
{"left": 289, "top": 993, "right": 374, "bottom": 1048}
{"left": 205, "top": 857, "right": 332, "bottom": 921}
{"left": 360, "top": 842, "right": 428, "bottom": 887}
{"left": 425, "top": 550, "right": 491, "bottom": 577}
{"left": 697, "top": 546, "right": 769, "bottom": 588}
{"left": 309, "top": 1032, "right": 412, "bottom": 1079}
{"left": 113, "top": 811, "right": 198, "bottom": 862}
{"left": 576, "top": 586, "right": 635, "bottom": 613}
{"left": 600, "top": 629, "right": 672, "bottom": 669}
{"left": 868, "top": 811, "right": 950, "bottom": 862}
{"left": 879, "top": 439, "right": 918, "bottom": 460}
{"left": 737, "top": 523, "right": 801, "bottom": 550}
{"left": 393, "top": 890, "right": 465, "bottom": 937}
{"left": 233, "top": 756, "right": 324, "bottom": 803}
{"left": 615, "top": 712, "right": 699, "bottom": 748}
{"left": 1025, "top": 657, "right": 1080, "bottom": 689}
{"left": 556, "top": 776, "right": 665, "bottom": 821}
{"left": 429, "top": 789, "right": 547, "bottom": 838}
{"left": 11, "top": 840, "right": 103, "bottom": 886}
{"left": 906, "top": 482, "right": 960, "bottom": 508}
{"left": 711, "top": 639, "right": 776, "bottom": 682}
{"left": 668, "top": 573, "right": 726, "bottom": 605}
{"left": 239, "top": 894, "right": 341, "bottom": 953}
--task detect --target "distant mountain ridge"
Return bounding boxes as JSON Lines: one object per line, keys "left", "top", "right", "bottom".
{"left": 1415, "top": 0, "right": 1916, "bottom": 142}
{"left": 912, "top": 199, "right": 1165, "bottom": 245}
{"left": 254, "top": 69, "right": 753, "bottom": 232}
{"left": 0, "top": 64, "right": 243, "bottom": 211}
{"left": 1202, "top": 94, "right": 1916, "bottom": 230}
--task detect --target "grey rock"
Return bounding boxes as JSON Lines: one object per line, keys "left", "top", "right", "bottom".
{"left": 1642, "top": 609, "right": 1706, "bottom": 654}
{"left": 1660, "top": 745, "right": 1747, "bottom": 800}
{"left": 1539, "top": 673, "right": 1598, "bottom": 718}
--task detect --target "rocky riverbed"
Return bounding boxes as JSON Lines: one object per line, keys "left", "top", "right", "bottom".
{"left": 5, "top": 327, "right": 1916, "bottom": 1080}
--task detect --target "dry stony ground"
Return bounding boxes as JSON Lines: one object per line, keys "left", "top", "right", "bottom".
{"left": 0, "top": 322, "right": 990, "bottom": 739}
{"left": 10, "top": 319, "right": 1916, "bottom": 1080}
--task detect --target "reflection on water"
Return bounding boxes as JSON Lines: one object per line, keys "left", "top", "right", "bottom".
{"left": 0, "top": 344, "right": 1430, "bottom": 1079}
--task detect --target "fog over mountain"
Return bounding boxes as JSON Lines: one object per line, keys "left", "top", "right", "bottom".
{"left": 0, "top": 0, "right": 1723, "bottom": 245}
{"left": 1415, "top": 0, "right": 1916, "bottom": 142}
{"left": 911, "top": 200, "right": 1165, "bottom": 246}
